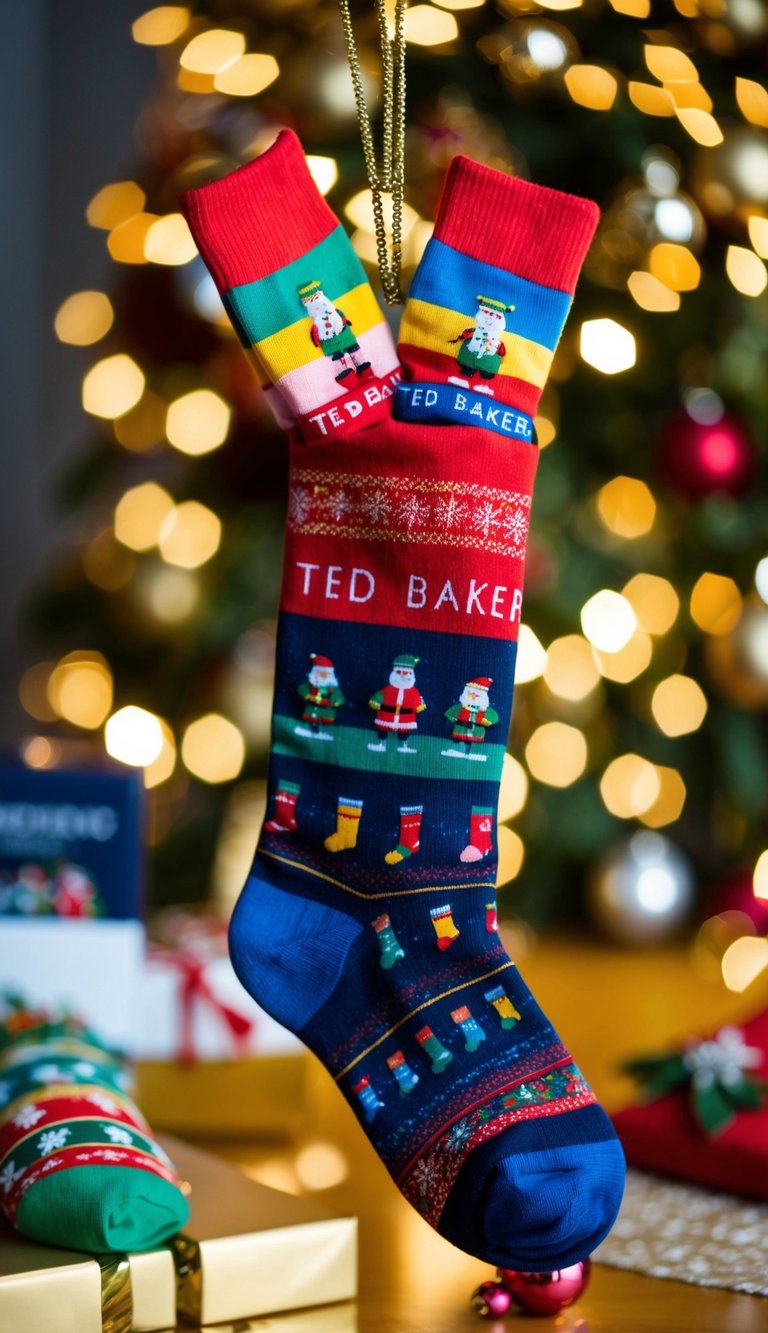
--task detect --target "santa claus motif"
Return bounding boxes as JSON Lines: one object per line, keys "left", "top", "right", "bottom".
{"left": 368, "top": 654, "right": 426, "bottom": 755}
{"left": 447, "top": 295, "right": 514, "bottom": 397}
{"left": 298, "top": 280, "right": 372, "bottom": 388}
{"left": 296, "top": 654, "right": 345, "bottom": 741}
{"left": 442, "top": 677, "right": 499, "bottom": 761}
{"left": 52, "top": 865, "right": 103, "bottom": 918}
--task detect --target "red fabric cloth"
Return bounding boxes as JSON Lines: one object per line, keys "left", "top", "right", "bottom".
{"left": 612, "top": 1007, "right": 768, "bottom": 1200}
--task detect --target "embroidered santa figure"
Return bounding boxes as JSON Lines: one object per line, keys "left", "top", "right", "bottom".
{"left": 448, "top": 295, "right": 514, "bottom": 397}
{"left": 295, "top": 653, "right": 345, "bottom": 741}
{"left": 298, "top": 280, "right": 372, "bottom": 386}
{"left": 442, "top": 677, "right": 498, "bottom": 762}
{"left": 368, "top": 654, "right": 426, "bottom": 755}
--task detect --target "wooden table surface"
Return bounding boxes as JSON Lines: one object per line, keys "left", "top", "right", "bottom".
{"left": 206, "top": 931, "right": 768, "bottom": 1333}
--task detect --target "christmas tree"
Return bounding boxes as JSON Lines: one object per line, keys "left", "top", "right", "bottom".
{"left": 21, "top": 0, "right": 768, "bottom": 956}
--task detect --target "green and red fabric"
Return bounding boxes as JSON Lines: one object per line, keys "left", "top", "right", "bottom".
{"left": 0, "top": 1005, "right": 189, "bottom": 1252}
{"left": 181, "top": 135, "right": 624, "bottom": 1270}
{"left": 614, "top": 1009, "right": 768, "bottom": 1199}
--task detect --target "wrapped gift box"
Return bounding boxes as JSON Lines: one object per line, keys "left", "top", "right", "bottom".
{"left": 0, "top": 1221, "right": 176, "bottom": 1333}
{"left": 168, "top": 1136, "right": 357, "bottom": 1325}
{"left": 136, "top": 911, "right": 306, "bottom": 1136}
{"left": 0, "top": 761, "right": 145, "bottom": 1052}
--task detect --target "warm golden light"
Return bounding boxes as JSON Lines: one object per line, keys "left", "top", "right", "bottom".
{"left": 19, "top": 662, "right": 58, "bottom": 723}
{"left": 114, "top": 482, "right": 174, "bottom": 552}
{"left": 132, "top": 6, "right": 190, "bottom": 45}
{"left": 690, "top": 573, "right": 742, "bottom": 636}
{"left": 639, "top": 766, "right": 686, "bottom": 828}
{"left": 107, "top": 213, "right": 159, "bottom": 264}
{"left": 496, "top": 825, "right": 525, "bottom": 886}
{"left": 651, "top": 674, "right": 708, "bottom": 736}
{"left": 433, "top": 0, "right": 485, "bottom": 8}
{"left": 144, "top": 213, "right": 197, "bottom": 265}
{"left": 177, "top": 68, "right": 217, "bottom": 94}
{"left": 675, "top": 108, "right": 723, "bottom": 146}
{"left": 622, "top": 573, "right": 680, "bottom": 635}
{"left": 105, "top": 706, "right": 164, "bottom": 767}
{"left": 600, "top": 753, "right": 660, "bottom": 819}
{"left": 543, "top": 635, "right": 601, "bottom": 701}
{"left": 306, "top": 156, "right": 339, "bottom": 196}
{"left": 564, "top": 65, "right": 618, "bottom": 111}
{"left": 515, "top": 624, "right": 547, "bottom": 683}
{"left": 144, "top": 719, "right": 177, "bottom": 788}
{"left": 608, "top": 0, "right": 650, "bottom": 14}
{"left": 23, "top": 737, "right": 59, "bottom": 770}
{"left": 597, "top": 475, "right": 656, "bottom": 539}
{"left": 592, "top": 630, "right": 653, "bottom": 684}
{"left": 294, "top": 1141, "right": 349, "bottom": 1192}
{"left": 158, "top": 501, "right": 222, "bottom": 569}
{"left": 114, "top": 391, "right": 167, "bottom": 452}
{"left": 54, "top": 291, "right": 114, "bottom": 345}
{"left": 755, "top": 556, "right": 768, "bottom": 606}
{"left": 166, "top": 389, "right": 231, "bottom": 456}
{"left": 405, "top": 5, "right": 459, "bottom": 44}
{"left": 536, "top": 0, "right": 583, "bottom": 9}
{"left": 628, "top": 83, "right": 675, "bottom": 116}
{"left": 748, "top": 216, "right": 768, "bottom": 259}
{"left": 735, "top": 77, "right": 768, "bottom": 128}
{"left": 48, "top": 653, "right": 113, "bottom": 730}
{"left": 182, "top": 713, "right": 245, "bottom": 783}
{"left": 180, "top": 29, "right": 245, "bottom": 74}
{"left": 722, "top": 936, "right": 768, "bottom": 992}
{"left": 627, "top": 271, "right": 680, "bottom": 313}
{"left": 581, "top": 590, "right": 637, "bottom": 652}
{"left": 726, "top": 245, "right": 768, "bottom": 297}
{"left": 753, "top": 850, "right": 768, "bottom": 902}
{"left": 525, "top": 722, "right": 588, "bottom": 788}
{"left": 649, "top": 242, "right": 701, "bottom": 292}
{"left": 214, "top": 53, "right": 280, "bottom": 96}
{"left": 579, "top": 319, "right": 636, "bottom": 374}
{"left": 497, "top": 753, "right": 529, "bottom": 822}
{"left": 644, "top": 45, "right": 698, "bottom": 82}
{"left": 344, "top": 190, "right": 419, "bottom": 238}
{"left": 82, "top": 354, "right": 145, "bottom": 419}
{"left": 86, "top": 181, "right": 145, "bottom": 230}
{"left": 666, "top": 82, "right": 713, "bottom": 113}
{"left": 145, "top": 567, "right": 200, "bottom": 623}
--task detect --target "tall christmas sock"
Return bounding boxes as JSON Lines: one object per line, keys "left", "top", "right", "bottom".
{"left": 0, "top": 1001, "right": 189, "bottom": 1252}
{"left": 182, "top": 138, "right": 624, "bottom": 1270}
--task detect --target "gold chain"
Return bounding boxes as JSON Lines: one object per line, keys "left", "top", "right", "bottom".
{"left": 338, "top": 0, "right": 407, "bottom": 306}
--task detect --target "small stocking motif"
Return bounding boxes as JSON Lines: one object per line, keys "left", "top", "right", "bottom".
{"left": 460, "top": 806, "right": 494, "bottom": 863}
{"left": 415, "top": 1025, "right": 453, "bottom": 1074}
{"left": 387, "top": 1050, "right": 420, "bottom": 1095}
{"left": 385, "top": 805, "right": 423, "bottom": 865}
{"left": 352, "top": 1074, "right": 385, "bottom": 1123}
{"left": 264, "top": 780, "right": 300, "bottom": 834}
{"left": 485, "top": 985, "right": 521, "bottom": 1030}
{"left": 451, "top": 1005, "right": 487, "bottom": 1053}
{"left": 372, "top": 913, "right": 405, "bottom": 969}
{"left": 430, "top": 903, "right": 460, "bottom": 951}
{"left": 324, "top": 796, "right": 363, "bottom": 852}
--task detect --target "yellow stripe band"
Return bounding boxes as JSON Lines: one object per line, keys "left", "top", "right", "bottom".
{"left": 252, "top": 282, "right": 386, "bottom": 380}
{"left": 400, "top": 296, "right": 553, "bottom": 389}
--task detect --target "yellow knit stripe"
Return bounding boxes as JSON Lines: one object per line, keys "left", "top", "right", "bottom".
{"left": 253, "top": 282, "right": 385, "bottom": 379}
{"left": 400, "top": 297, "right": 553, "bottom": 389}
{"left": 258, "top": 848, "right": 495, "bottom": 900}
{"left": 335, "top": 961, "right": 515, "bottom": 1080}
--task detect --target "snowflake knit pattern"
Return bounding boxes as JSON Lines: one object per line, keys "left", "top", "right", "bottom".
{"left": 0, "top": 1006, "right": 189, "bottom": 1252}
{"left": 181, "top": 130, "right": 625, "bottom": 1270}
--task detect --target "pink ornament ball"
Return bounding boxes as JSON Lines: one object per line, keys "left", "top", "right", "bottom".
{"left": 471, "top": 1280, "right": 513, "bottom": 1318}
{"left": 498, "top": 1260, "right": 591, "bottom": 1315}
{"left": 658, "top": 408, "right": 756, "bottom": 499}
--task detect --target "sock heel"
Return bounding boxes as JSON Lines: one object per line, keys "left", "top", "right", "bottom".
{"left": 228, "top": 872, "right": 363, "bottom": 1035}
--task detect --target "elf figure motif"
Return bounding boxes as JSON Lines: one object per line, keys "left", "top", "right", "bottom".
{"left": 447, "top": 296, "right": 514, "bottom": 397}
{"left": 460, "top": 807, "right": 494, "bottom": 863}
{"left": 264, "top": 780, "right": 300, "bottom": 834}
{"left": 296, "top": 654, "right": 344, "bottom": 741}
{"left": 485, "top": 985, "right": 522, "bottom": 1030}
{"left": 368, "top": 655, "right": 426, "bottom": 754}
{"left": 352, "top": 1074, "right": 385, "bottom": 1123}
{"left": 415, "top": 1024, "right": 454, "bottom": 1074}
{"left": 442, "top": 677, "right": 499, "bottom": 762}
{"left": 372, "top": 913, "right": 405, "bottom": 969}
{"left": 387, "top": 1050, "right": 420, "bottom": 1096}
{"left": 430, "top": 903, "right": 460, "bottom": 951}
{"left": 451, "top": 1005, "right": 487, "bottom": 1053}
{"left": 385, "top": 805, "right": 423, "bottom": 865}
{"left": 324, "top": 796, "right": 363, "bottom": 852}
{"left": 298, "top": 280, "right": 372, "bottom": 387}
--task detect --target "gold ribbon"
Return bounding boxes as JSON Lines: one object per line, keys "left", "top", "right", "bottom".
{"left": 98, "top": 1255, "right": 132, "bottom": 1333}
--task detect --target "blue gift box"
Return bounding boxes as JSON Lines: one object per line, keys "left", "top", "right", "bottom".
{"left": 0, "top": 760, "right": 143, "bottom": 921}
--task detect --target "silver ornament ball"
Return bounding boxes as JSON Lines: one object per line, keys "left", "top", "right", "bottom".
{"left": 588, "top": 831, "right": 695, "bottom": 945}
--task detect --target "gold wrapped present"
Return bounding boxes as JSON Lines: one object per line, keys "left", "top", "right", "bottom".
{"left": 0, "top": 1222, "right": 176, "bottom": 1333}
{"left": 136, "top": 1052, "right": 307, "bottom": 1136}
{"left": 167, "top": 1137, "right": 358, "bottom": 1326}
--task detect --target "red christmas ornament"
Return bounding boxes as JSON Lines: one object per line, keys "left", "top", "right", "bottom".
{"left": 498, "top": 1260, "right": 591, "bottom": 1314}
{"left": 658, "top": 409, "right": 757, "bottom": 499}
{"left": 470, "top": 1280, "right": 512, "bottom": 1318}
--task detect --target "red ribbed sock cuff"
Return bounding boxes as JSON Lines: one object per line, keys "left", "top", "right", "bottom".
{"left": 433, "top": 157, "right": 600, "bottom": 294}
{"left": 179, "top": 129, "right": 339, "bottom": 293}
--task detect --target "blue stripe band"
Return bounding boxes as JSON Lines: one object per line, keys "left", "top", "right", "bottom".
{"left": 409, "top": 236, "right": 571, "bottom": 351}
{"left": 395, "top": 382, "right": 535, "bottom": 443}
